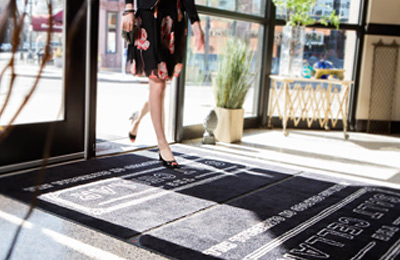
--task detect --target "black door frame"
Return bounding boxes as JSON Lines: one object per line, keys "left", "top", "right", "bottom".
{"left": 0, "top": 0, "right": 88, "bottom": 174}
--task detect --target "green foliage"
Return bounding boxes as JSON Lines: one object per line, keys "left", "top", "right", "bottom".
{"left": 214, "top": 39, "right": 254, "bottom": 109}
{"left": 272, "top": 0, "right": 340, "bottom": 29}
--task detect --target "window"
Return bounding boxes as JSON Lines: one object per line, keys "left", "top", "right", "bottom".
{"left": 106, "top": 12, "right": 117, "bottom": 54}
{"left": 270, "top": 26, "right": 357, "bottom": 121}
{"left": 272, "top": 26, "right": 357, "bottom": 79}
{"left": 183, "top": 14, "right": 264, "bottom": 126}
{"left": 0, "top": 0, "right": 65, "bottom": 125}
{"left": 275, "top": 0, "right": 361, "bottom": 24}
{"left": 197, "top": 0, "right": 266, "bottom": 17}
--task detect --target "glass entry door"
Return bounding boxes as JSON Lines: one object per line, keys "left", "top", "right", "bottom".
{"left": 0, "top": 0, "right": 87, "bottom": 173}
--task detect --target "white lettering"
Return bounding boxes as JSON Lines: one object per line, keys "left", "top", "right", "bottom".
{"left": 306, "top": 235, "right": 344, "bottom": 247}
{"left": 109, "top": 168, "right": 126, "bottom": 173}
{"left": 279, "top": 210, "right": 297, "bottom": 218}
{"left": 392, "top": 216, "right": 400, "bottom": 226}
{"left": 328, "top": 222, "right": 363, "bottom": 236}
{"left": 289, "top": 243, "right": 330, "bottom": 258}
{"left": 374, "top": 194, "right": 400, "bottom": 204}
{"left": 338, "top": 217, "right": 370, "bottom": 228}
{"left": 281, "top": 254, "right": 310, "bottom": 260}
{"left": 317, "top": 228, "right": 354, "bottom": 240}
{"left": 70, "top": 191, "right": 102, "bottom": 201}
{"left": 372, "top": 226, "right": 399, "bottom": 241}
{"left": 153, "top": 173, "right": 176, "bottom": 180}
{"left": 89, "top": 186, "right": 116, "bottom": 195}
{"left": 23, "top": 183, "right": 54, "bottom": 192}
{"left": 353, "top": 203, "right": 385, "bottom": 219}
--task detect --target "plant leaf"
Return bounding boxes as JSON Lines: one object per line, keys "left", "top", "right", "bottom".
{"left": 214, "top": 38, "right": 254, "bottom": 109}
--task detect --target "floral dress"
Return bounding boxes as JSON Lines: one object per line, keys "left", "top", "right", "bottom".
{"left": 125, "top": 0, "right": 200, "bottom": 80}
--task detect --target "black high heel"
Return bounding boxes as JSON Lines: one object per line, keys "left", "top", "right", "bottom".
{"left": 128, "top": 112, "right": 139, "bottom": 143}
{"left": 159, "top": 152, "right": 178, "bottom": 168}
{"left": 128, "top": 132, "right": 136, "bottom": 142}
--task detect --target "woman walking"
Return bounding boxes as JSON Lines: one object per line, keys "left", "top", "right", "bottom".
{"left": 122, "top": 0, "right": 204, "bottom": 168}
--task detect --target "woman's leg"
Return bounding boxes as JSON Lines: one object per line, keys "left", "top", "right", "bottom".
{"left": 148, "top": 77, "right": 175, "bottom": 162}
{"left": 129, "top": 101, "right": 149, "bottom": 136}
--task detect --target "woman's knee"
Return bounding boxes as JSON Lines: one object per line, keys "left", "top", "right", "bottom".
{"left": 149, "top": 78, "right": 166, "bottom": 95}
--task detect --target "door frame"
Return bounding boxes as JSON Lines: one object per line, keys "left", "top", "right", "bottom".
{"left": 0, "top": 0, "right": 88, "bottom": 174}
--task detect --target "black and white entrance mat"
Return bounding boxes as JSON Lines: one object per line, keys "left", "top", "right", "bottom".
{"left": 0, "top": 145, "right": 294, "bottom": 240}
{"left": 137, "top": 175, "right": 400, "bottom": 260}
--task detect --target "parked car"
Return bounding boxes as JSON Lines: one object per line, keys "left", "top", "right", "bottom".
{"left": 0, "top": 43, "right": 12, "bottom": 52}
{"left": 21, "top": 42, "right": 30, "bottom": 51}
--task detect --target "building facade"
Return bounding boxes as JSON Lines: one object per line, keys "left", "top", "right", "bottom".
{"left": 98, "top": 0, "right": 125, "bottom": 71}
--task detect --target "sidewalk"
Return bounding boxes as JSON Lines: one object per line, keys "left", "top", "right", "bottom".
{"left": 6, "top": 62, "right": 148, "bottom": 84}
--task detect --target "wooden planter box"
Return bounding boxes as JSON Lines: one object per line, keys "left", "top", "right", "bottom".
{"left": 214, "top": 107, "right": 244, "bottom": 143}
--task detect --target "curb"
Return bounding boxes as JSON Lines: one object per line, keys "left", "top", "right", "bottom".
{"left": 14, "top": 72, "right": 149, "bottom": 84}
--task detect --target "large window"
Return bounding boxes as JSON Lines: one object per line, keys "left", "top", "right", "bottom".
{"left": 272, "top": 0, "right": 361, "bottom": 79}
{"left": 0, "top": 1, "right": 65, "bottom": 126}
{"left": 106, "top": 12, "right": 117, "bottom": 54}
{"left": 272, "top": 27, "right": 357, "bottom": 80}
{"left": 275, "top": 0, "right": 361, "bottom": 24}
{"left": 179, "top": 0, "right": 365, "bottom": 138}
{"left": 269, "top": 0, "right": 362, "bottom": 125}
{"left": 197, "top": 0, "right": 266, "bottom": 17}
{"left": 183, "top": 14, "right": 265, "bottom": 126}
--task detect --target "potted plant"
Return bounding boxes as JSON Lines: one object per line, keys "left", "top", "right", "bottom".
{"left": 272, "top": 0, "right": 340, "bottom": 77}
{"left": 213, "top": 39, "right": 254, "bottom": 143}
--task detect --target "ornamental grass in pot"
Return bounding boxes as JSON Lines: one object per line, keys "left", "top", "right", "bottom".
{"left": 213, "top": 39, "right": 254, "bottom": 143}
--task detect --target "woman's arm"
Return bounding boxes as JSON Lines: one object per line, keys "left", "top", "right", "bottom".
{"left": 191, "top": 21, "right": 205, "bottom": 50}
{"left": 182, "top": 0, "right": 204, "bottom": 50}
{"left": 182, "top": 0, "right": 200, "bottom": 24}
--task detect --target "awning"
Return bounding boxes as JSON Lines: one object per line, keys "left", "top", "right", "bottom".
{"left": 31, "top": 10, "right": 63, "bottom": 32}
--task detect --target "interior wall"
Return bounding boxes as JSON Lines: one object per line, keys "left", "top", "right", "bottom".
{"left": 357, "top": 36, "right": 400, "bottom": 120}
{"left": 367, "top": 0, "right": 400, "bottom": 24}
{"left": 356, "top": 0, "right": 400, "bottom": 121}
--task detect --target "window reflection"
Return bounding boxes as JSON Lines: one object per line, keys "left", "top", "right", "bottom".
{"left": 183, "top": 15, "right": 264, "bottom": 126}
{"left": 270, "top": 26, "right": 357, "bottom": 121}
{"left": 272, "top": 26, "right": 356, "bottom": 81}
{"left": 0, "top": 0, "right": 65, "bottom": 125}
{"left": 275, "top": 0, "right": 360, "bottom": 24}
{"left": 106, "top": 12, "right": 117, "bottom": 54}
{"left": 196, "top": 0, "right": 266, "bottom": 17}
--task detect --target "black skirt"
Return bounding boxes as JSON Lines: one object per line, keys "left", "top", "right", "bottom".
{"left": 127, "top": 0, "right": 199, "bottom": 80}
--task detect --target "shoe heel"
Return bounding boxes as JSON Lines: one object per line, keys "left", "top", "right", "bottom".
{"left": 129, "top": 111, "right": 139, "bottom": 143}
{"left": 159, "top": 152, "right": 178, "bottom": 168}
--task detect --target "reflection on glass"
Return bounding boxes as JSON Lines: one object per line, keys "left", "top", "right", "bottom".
{"left": 0, "top": 0, "right": 64, "bottom": 126}
{"left": 107, "top": 12, "right": 117, "bottom": 54}
{"left": 272, "top": 26, "right": 356, "bottom": 80}
{"left": 275, "top": 0, "right": 360, "bottom": 24}
{"left": 183, "top": 15, "right": 264, "bottom": 126}
{"left": 196, "top": 0, "right": 266, "bottom": 17}
{"left": 270, "top": 26, "right": 357, "bottom": 119}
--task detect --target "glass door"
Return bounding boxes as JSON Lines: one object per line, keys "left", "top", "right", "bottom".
{"left": 0, "top": 0, "right": 87, "bottom": 173}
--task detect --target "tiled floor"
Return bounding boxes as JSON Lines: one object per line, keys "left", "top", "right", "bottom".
{"left": 1, "top": 129, "right": 399, "bottom": 260}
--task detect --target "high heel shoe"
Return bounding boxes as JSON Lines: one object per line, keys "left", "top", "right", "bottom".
{"left": 128, "top": 132, "right": 136, "bottom": 142}
{"left": 159, "top": 152, "right": 178, "bottom": 168}
{"left": 128, "top": 112, "right": 139, "bottom": 143}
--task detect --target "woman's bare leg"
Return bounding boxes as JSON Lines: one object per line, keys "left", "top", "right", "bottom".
{"left": 129, "top": 101, "right": 149, "bottom": 136}
{"left": 148, "top": 77, "right": 175, "bottom": 162}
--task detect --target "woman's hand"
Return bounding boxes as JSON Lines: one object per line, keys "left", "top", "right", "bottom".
{"left": 191, "top": 21, "right": 205, "bottom": 51}
{"left": 122, "top": 12, "right": 135, "bottom": 31}
{"left": 122, "top": 4, "right": 135, "bottom": 31}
